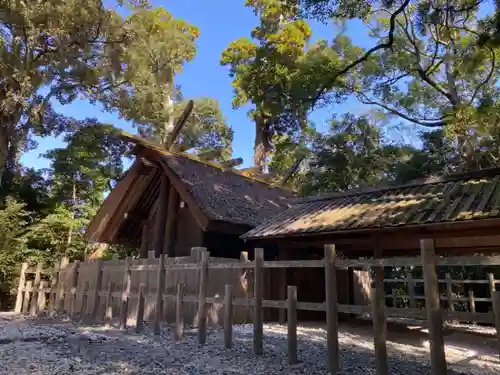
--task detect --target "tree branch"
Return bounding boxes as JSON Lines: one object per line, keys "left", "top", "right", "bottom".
{"left": 356, "top": 92, "right": 448, "bottom": 127}
{"left": 470, "top": 44, "right": 496, "bottom": 104}
{"left": 309, "top": 0, "right": 411, "bottom": 107}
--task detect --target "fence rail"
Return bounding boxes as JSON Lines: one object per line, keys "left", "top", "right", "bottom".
{"left": 13, "top": 242, "right": 500, "bottom": 375}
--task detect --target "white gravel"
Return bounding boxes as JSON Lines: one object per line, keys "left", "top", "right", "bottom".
{"left": 0, "top": 313, "right": 498, "bottom": 374}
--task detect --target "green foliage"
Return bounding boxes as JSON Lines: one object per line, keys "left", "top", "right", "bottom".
{"left": 221, "top": 0, "right": 316, "bottom": 170}
{"left": 0, "top": 198, "right": 31, "bottom": 308}
{"left": 138, "top": 97, "right": 234, "bottom": 161}
{"left": 44, "top": 122, "right": 130, "bottom": 206}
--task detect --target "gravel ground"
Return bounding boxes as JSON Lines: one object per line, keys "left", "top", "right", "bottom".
{"left": 0, "top": 312, "right": 498, "bottom": 374}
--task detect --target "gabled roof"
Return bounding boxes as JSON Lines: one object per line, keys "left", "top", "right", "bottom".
{"left": 242, "top": 167, "right": 500, "bottom": 240}
{"left": 86, "top": 133, "right": 294, "bottom": 244}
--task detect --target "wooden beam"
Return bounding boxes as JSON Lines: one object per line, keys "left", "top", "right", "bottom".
{"left": 240, "top": 167, "right": 260, "bottom": 175}
{"left": 220, "top": 157, "right": 243, "bottom": 168}
{"left": 153, "top": 175, "right": 169, "bottom": 258}
{"left": 281, "top": 156, "right": 305, "bottom": 186}
{"left": 139, "top": 221, "right": 149, "bottom": 259}
{"left": 170, "top": 143, "right": 192, "bottom": 153}
{"left": 165, "top": 100, "right": 194, "bottom": 149}
{"left": 163, "top": 184, "right": 180, "bottom": 257}
{"left": 197, "top": 148, "right": 224, "bottom": 161}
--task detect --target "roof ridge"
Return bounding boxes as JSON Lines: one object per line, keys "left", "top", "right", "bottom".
{"left": 297, "top": 166, "right": 500, "bottom": 203}
{"left": 117, "top": 130, "right": 294, "bottom": 193}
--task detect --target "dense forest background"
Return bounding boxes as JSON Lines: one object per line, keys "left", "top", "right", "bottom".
{"left": 2, "top": 0, "right": 500, "bottom": 308}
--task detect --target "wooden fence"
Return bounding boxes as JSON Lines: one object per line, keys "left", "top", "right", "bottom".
{"left": 13, "top": 240, "right": 500, "bottom": 375}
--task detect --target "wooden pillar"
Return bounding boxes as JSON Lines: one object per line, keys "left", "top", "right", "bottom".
{"left": 136, "top": 283, "right": 146, "bottom": 333}
{"left": 324, "top": 244, "right": 339, "bottom": 374}
{"left": 407, "top": 273, "right": 416, "bottom": 308}
{"left": 287, "top": 285, "right": 298, "bottom": 365}
{"left": 153, "top": 175, "right": 169, "bottom": 258}
{"left": 253, "top": 248, "right": 264, "bottom": 355}
{"left": 163, "top": 185, "right": 179, "bottom": 257}
{"left": 48, "top": 260, "right": 61, "bottom": 317}
{"left": 140, "top": 221, "right": 150, "bottom": 259}
{"left": 492, "top": 291, "right": 500, "bottom": 360}
{"left": 14, "top": 262, "right": 28, "bottom": 313}
{"left": 421, "top": 239, "right": 447, "bottom": 375}
{"left": 197, "top": 250, "right": 209, "bottom": 345}
{"left": 277, "top": 249, "right": 287, "bottom": 325}
{"left": 175, "top": 283, "right": 184, "bottom": 341}
{"left": 373, "top": 241, "right": 387, "bottom": 375}
{"left": 30, "top": 263, "right": 43, "bottom": 316}
{"left": 154, "top": 254, "right": 166, "bottom": 335}
{"left": 224, "top": 284, "right": 233, "bottom": 349}
{"left": 91, "top": 260, "right": 103, "bottom": 321}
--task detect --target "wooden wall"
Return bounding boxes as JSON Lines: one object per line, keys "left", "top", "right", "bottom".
{"left": 59, "top": 252, "right": 253, "bottom": 326}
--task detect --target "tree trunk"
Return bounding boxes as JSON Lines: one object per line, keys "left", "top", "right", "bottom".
{"left": 67, "top": 180, "right": 77, "bottom": 246}
{"left": 162, "top": 72, "right": 175, "bottom": 148}
{"left": 0, "top": 127, "right": 9, "bottom": 185}
{"left": 253, "top": 114, "right": 272, "bottom": 173}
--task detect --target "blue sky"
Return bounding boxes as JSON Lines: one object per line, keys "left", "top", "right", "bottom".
{"left": 21, "top": 0, "right": 375, "bottom": 170}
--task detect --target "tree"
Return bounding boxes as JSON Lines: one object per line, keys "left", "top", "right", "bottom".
{"left": 302, "top": 114, "right": 392, "bottom": 195}
{"left": 0, "top": 198, "right": 31, "bottom": 308}
{"left": 137, "top": 97, "right": 234, "bottom": 161}
{"left": 99, "top": 7, "right": 200, "bottom": 146}
{"left": 43, "top": 122, "right": 129, "bottom": 246}
{"left": 0, "top": 0, "right": 130, "bottom": 175}
{"left": 221, "top": 0, "right": 314, "bottom": 171}
{"left": 0, "top": 1, "right": 200, "bottom": 178}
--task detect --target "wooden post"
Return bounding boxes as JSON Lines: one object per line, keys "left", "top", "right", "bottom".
{"left": 488, "top": 273, "right": 496, "bottom": 300}
{"left": 392, "top": 288, "right": 398, "bottom": 308}
{"left": 23, "top": 281, "right": 32, "bottom": 314}
{"left": 371, "top": 287, "right": 388, "bottom": 375}
{"left": 325, "top": 244, "right": 339, "bottom": 374}
{"left": 287, "top": 285, "right": 298, "bottom": 365}
{"left": 197, "top": 250, "right": 209, "bottom": 345}
{"left": 253, "top": 248, "right": 264, "bottom": 355}
{"left": 15, "top": 262, "right": 28, "bottom": 313}
{"left": 154, "top": 254, "right": 166, "bottom": 335}
{"left": 445, "top": 273, "right": 454, "bottom": 312}
{"left": 153, "top": 175, "right": 169, "bottom": 258}
{"left": 373, "top": 243, "right": 388, "bottom": 375}
{"left": 175, "top": 283, "right": 184, "bottom": 341}
{"left": 224, "top": 284, "right": 233, "bottom": 349}
{"left": 69, "top": 260, "right": 80, "bottom": 317}
{"left": 421, "top": 239, "right": 447, "bottom": 375}
{"left": 48, "top": 260, "right": 61, "bottom": 317}
{"left": 37, "top": 281, "right": 48, "bottom": 314}
{"left": 407, "top": 273, "right": 416, "bottom": 308}
{"left": 81, "top": 281, "right": 90, "bottom": 319}
{"left": 56, "top": 257, "right": 69, "bottom": 313}
{"left": 91, "top": 260, "right": 103, "bottom": 321}
{"left": 30, "top": 263, "right": 43, "bottom": 316}
{"left": 120, "top": 258, "right": 131, "bottom": 329}
{"left": 140, "top": 221, "right": 149, "bottom": 259}
{"left": 492, "top": 291, "right": 500, "bottom": 359}
{"left": 106, "top": 281, "right": 114, "bottom": 322}
{"left": 163, "top": 185, "right": 179, "bottom": 257}
{"left": 468, "top": 290, "right": 476, "bottom": 325}
{"left": 136, "top": 283, "right": 145, "bottom": 333}
{"left": 240, "top": 251, "right": 251, "bottom": 323}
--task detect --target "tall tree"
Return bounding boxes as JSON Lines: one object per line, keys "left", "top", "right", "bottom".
{"left": 43, "top": 122, "right": 128, "bottom": 246}
{"left": 0, "top": 0, "right": 128, "bottom": 175}
{"left": 221, "top": 0, "right": 314, "bottom": 171}
{"left": 137, "top": 97, "right": 234, "bottom": 161}
{"left": 0, "top": 1, "right": 201, "bottom": 178}
{"left": 99, "top": 7, "right": 200, "bottom": 146}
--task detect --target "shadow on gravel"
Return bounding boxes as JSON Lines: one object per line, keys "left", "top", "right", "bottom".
{"left": 2, "top": 315, "right": 497, "bottom": 375}
{"left": 41, "top": 322, "right": 496, "bottom": 375}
